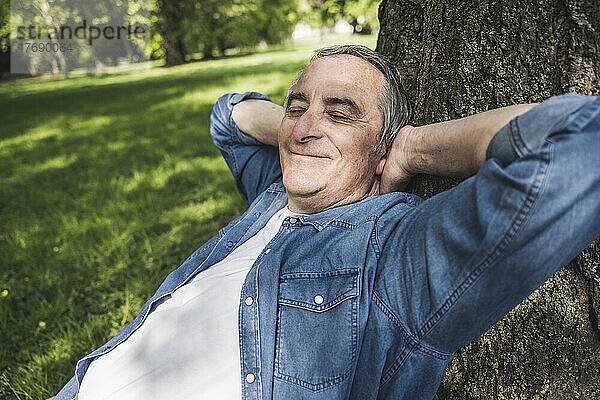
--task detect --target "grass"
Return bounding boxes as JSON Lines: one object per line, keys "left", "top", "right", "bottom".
{"left": 0, "top": 33, "right": 377, "bottom": 399}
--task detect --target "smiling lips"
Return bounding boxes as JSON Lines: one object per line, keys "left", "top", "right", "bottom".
{"left": 289, "top": 150, "right": 330, "bottom": 159}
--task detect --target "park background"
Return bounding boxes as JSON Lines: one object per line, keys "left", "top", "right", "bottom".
{"left": 1, "top": 0, "right": 600, "bottom": 399}
{"left": 0, "top": 0, "right": 381, "bottom": 398}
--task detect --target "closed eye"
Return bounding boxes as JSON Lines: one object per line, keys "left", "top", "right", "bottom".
{"left": 327, "top": 111, "right": 351, "bottom": 121}
{"left": 287, "top": 107, "right": 306, "bottom": 117}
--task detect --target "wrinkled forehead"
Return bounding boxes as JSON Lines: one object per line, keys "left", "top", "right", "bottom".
{"left": 293, "top": 54, "right": 387, "bottom": 111}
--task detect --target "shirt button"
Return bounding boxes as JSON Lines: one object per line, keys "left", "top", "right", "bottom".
{"left": 246, "top": 373, "right": 255, "bottom": 383}
{"left": 254, "top": 211, "right": 261, "bottom": 217}
{"left": 314, "top": 295, "right": 324, "bottom": 305}
{"left": 226, "top": 240, "right": 234, "bottom": 247}
{"left": 289, "top": 217, "right": 298, "bottom": 224}
{"left": 245, "top": 296, "right": 254, "bottom": 306}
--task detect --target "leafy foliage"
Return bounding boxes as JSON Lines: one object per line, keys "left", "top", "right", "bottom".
{"left": 301, "top": 0, "right": 380, "bottom": 33}
{"left": 0, "top": 0, "right": 8, "bottom": 52}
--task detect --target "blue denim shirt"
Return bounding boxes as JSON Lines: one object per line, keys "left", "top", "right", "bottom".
{"left": 56, "top": 91, "right": 600, "bottom": 400}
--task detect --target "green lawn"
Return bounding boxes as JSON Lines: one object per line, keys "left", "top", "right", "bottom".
{"left": 0, "top": 34, "right": 376, "bottom": 399}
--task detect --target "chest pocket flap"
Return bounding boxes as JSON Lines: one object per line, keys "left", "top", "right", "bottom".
{"left": 278, "top": 268, "right": 360, "bottom": 312}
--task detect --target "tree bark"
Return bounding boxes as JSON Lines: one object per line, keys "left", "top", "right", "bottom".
{"left": 159, "top": 0, "right": 187, "bottom": 67}
{"left": 376, "top": 0, "right": 600, "bottom": 398}
{"left": 202, "top": 41, "right": 215, "bottom": 60}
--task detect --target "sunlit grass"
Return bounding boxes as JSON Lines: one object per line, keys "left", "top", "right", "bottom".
{"left": 0, "top": 33, "right": 376, "bottom": 399}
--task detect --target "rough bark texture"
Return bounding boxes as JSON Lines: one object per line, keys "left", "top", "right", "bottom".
{"left": 376, "top": 1, "right": 600, "bottom": 398}
{"left": 159, "top": 0, "right": 187, "bottom": 66}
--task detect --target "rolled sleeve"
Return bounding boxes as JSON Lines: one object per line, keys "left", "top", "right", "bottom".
{"left": 210, "top": 92, "right": 282, "bottom": 205}
{"left": 486, "top": 92, "right": 595, "bottom": 165}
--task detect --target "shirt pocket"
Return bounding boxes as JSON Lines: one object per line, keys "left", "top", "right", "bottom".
{"left": 274, "top": 268, "right": 360, "bottom": 392}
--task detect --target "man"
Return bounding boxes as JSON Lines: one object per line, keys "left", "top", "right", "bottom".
{"left": 54, "top": 45, "right": 600, "bottom": 399}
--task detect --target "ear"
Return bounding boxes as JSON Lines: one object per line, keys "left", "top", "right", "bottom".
{"left": 375, "top": 155, "right": 387, "bottom": 176}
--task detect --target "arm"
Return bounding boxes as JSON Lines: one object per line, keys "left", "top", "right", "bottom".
{"left": 381, "top": 103, "right": 537, "bottom": 193}
{"left": 210, "top": 92, "right": 283, "bottom": 205}
{"left": 231, "top": 99, "right": 283, "bottom": 146}
{"left": 376, "top": 93, "right": 600, "bottom": 354}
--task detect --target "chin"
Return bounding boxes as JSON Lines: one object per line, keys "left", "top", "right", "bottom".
{"left": 282, "top": 172, "right": 324, "bottom": 197}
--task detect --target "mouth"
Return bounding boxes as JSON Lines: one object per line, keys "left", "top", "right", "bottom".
{"left": 290, "top": 151, "right": 330, "bottom": 159}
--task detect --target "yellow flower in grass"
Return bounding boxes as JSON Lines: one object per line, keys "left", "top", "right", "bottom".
{"left": 1, "top": 289, "right": 8, "bottom": 297}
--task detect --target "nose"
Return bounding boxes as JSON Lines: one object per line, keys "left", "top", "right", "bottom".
{"left": 292, "top": 109, "right": 324, "bottom": 143}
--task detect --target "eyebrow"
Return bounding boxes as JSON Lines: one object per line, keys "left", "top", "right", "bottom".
{"left": 286, "top": 91, "right": 308, "bottom": 106}
{"left": 323, "top": 97, "right": 363, "bottom": 118}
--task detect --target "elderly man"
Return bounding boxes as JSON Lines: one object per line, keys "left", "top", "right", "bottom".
{"left": 54, "top": 45, "right": 600, "bottom": 400}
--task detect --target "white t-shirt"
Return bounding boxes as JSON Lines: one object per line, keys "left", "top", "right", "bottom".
{"left": 78, "top": 206, "right": 297, "bottom": 400}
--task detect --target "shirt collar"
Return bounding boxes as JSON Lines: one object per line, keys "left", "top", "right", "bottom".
{"left": 265, "top": 182, "right": 380, "bottom": 232}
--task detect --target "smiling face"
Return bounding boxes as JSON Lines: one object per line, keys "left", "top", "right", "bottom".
{"left": 279, "top": 54, "right": 388, "bottom": 214}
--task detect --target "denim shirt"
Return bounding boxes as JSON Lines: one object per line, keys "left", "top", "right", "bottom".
{"left": 56, "top": 91, "right": 600, "bottom": 400}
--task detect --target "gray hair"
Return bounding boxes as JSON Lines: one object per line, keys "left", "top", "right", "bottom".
{"left": 284, "top": 44, "right": 412, "bottom": 154}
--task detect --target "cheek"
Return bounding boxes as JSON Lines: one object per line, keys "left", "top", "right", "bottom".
{"left": 341, "top": 140, "right": 375, "bottom": 167}
{"left": 340, "top": 143, "right": 381, "bottom": 180}
{"left": 278, "top": 123, "right": 290, "bottom": 143}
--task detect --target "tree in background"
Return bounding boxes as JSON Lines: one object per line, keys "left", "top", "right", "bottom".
{"left": 343, "top": 0, "right": 379, "bottom": 34}
{"left": 305, "top": 0, "right": 345, "bottom": 30}
{"left": 0, "top": 0, "right": 8, "bottom": 52}
{"left": 222, "top": 0, "right": 300, "bottom": 53}
{"left": 1, "top": 0, "right": 151, "bottom": 74}
{"left": 154, "top": 0, "right": 380, "bottom": 66}
{"left": 155, "top": 0, "right": 186, "bottom": 66}
{"left": 1, "top": 0, "right": 378, "bottom": 71}
{"left": 156, "top": 0, "right": 299, "bottom": 65}
{"left": 300, "top": 0, "right": 380, "bottom": 35}
{"left": 0, "top": 0, "right": 9, "bottom": 77}
{"left": 377, "top": 0, "right": 600, "bottom": 398}
{"left": 184, "top": 0, "right": 225, "bottom": 60}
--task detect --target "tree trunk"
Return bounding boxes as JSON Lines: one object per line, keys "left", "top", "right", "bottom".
{"left": 202, "top": 41, "right": 215, "bottom": 60}
{"left": 159, "top": 0, "right": 186, "bottom": 67}
{"left": 376, "top": 0, "right": 600, "bottom": 398}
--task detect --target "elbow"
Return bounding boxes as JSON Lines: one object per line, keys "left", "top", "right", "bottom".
{"left": 209, "top": 93, "right": 235, "bottom": 147}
